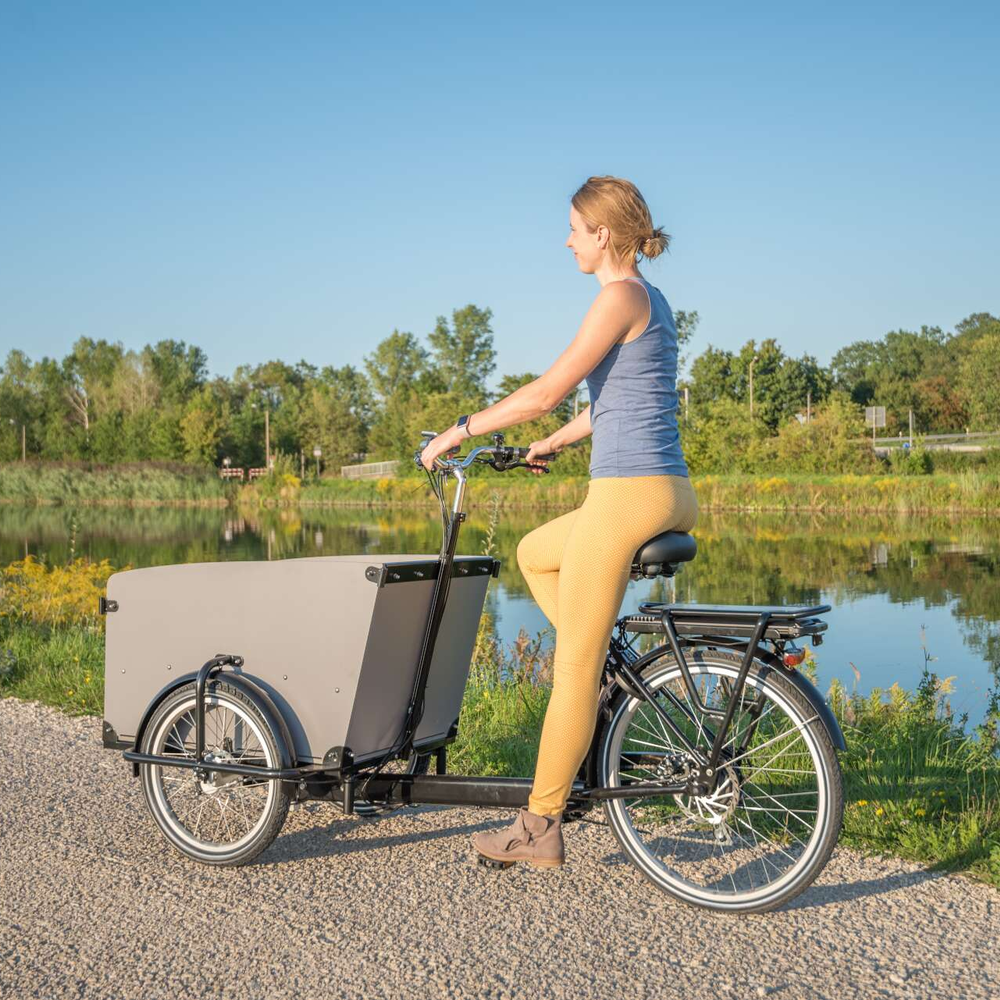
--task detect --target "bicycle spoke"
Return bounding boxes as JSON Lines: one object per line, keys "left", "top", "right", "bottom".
{"left": 149, "top": 696, "right": 274, "bottom": 849}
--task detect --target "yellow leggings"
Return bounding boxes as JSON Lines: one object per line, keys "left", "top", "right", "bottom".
{"left": 519, "top": 474, "right": 699, "bottom": 817}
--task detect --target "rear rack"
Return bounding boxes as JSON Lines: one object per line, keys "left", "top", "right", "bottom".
{"left": 621, "top": 602, "right": 831, "bottom": 641}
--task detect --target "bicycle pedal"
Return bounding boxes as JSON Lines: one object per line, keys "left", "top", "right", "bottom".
{"left": 477, "top": 854, "right": 515, "bottom": 870}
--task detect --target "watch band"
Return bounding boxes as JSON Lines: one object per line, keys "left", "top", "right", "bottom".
{"left": 457, "top": 413, "right": 473, "bottom": 437}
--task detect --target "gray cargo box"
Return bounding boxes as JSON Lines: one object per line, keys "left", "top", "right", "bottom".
{"left": 103, "top": 554, "right": 496, "bottom": 765}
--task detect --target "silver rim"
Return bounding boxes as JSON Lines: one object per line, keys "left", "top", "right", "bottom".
{"left": 602, "top": 656, "right": 830, "bottom": 908}
{"left": 145, "top": 694, "right": 277, "bottom": 857}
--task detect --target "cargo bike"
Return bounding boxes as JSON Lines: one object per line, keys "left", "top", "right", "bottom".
{"left": 101, "top": 432, "right": 845, "bottom": 913}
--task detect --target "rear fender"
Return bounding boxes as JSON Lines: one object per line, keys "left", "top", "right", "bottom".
{"left": 131, "top": 670, "right": 298, "bottom": 787}
{"left": 752, "top": 647, "right": 847, "bottom": 752}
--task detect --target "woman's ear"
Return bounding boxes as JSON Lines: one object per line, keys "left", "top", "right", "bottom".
{"left": 595, "top": 224, "right": 610, "bottom": 249}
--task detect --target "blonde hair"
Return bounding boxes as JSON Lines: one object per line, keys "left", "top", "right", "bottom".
{"left": 571, "top": 175, "right": 670, "bottom": 266}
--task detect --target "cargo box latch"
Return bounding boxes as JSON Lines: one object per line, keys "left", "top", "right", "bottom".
{"left": 98, "top": 596, "right": 118, "bottom": 614}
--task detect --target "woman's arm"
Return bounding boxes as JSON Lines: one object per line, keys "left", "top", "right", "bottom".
{"left": 519, "top": 404, "right": 591, "bottom": 473}
{"left": 548, "top": 404, "right": 592, "bottom": 449}
{"left": 419, "top": 281, "right": 644, "bottom": 470}
{"left": 537, "top": 403, "right": 593, "bottom": 454}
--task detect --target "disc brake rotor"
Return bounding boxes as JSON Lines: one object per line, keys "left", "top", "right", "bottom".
{"left": 672, "top": 765, "right": 741, "bottom": 835}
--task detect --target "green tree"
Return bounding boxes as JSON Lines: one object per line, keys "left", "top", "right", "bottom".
{"left": 959, "top": 334, "right": 1000, "bottom": 430}
{"left": 142, "top": 340, "right": 208, "bottom": 406}
{"left": 320, "top": 363, "right": 376, "bottom": 446}
{"left": 62, "top": 337, "right": 124, "bottom": 444}
{"left": 674, "top": 308, "right": 700, "bottom": 374}
{"left": 363, "top": 330, "right": 429, "bottom": 402}
{"left": 771, "top": 393, "right": 880, "bottom": 473}
{"left": 427, "top": 304, "right": 496, "bottom": 401}
{"left": 180, "top": 387, "right": 223, "bottom": 464}
{"left": 299, "top": 384, "right": 365, "bottom": 472}
{"left": 688, "top": 346, "right": 736, "bottom": 403}
{"left": 0, "top": 350, "right": 35, "bottom": 460}
{"left": 682, "top": 397, "right": 770, "bottom": 474}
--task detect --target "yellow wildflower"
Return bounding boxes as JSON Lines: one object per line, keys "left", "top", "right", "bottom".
{"left": 875, "top": 807, "right": 884, "bottom": 817}
{"left": 915, "top": 808, "right": 926, "bottom": 817}
{"left": 857, "top": 800, "right": 868, "bottom": 807}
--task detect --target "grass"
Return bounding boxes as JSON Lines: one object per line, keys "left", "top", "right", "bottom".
{"left": 292, "top": 471, "right": 1000, "bottom": 514}
{"left": 1, "top": 552, "right": 998, "bottom": 889}
{"left": 0, "top": 460, "right": 229, "bottom": 505}
{"left": 3, "top": 461, "right": 1000, "bottom": 513}
{"left": 831, "top": 671, "right": 1000, "bottom": 886}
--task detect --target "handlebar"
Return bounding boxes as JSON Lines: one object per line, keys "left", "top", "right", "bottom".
{"left": 413, "top": 431, "right": 558, "bottom": 474}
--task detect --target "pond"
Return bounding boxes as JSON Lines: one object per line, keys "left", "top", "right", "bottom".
{"left": 1, "top": 504, "right": 997, "bottom": 725}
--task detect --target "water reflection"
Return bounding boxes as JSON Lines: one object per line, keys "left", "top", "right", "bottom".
{"left": 1, "top": 505, "right": 996, "bottom": 723}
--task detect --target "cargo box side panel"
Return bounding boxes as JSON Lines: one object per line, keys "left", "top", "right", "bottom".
{"left": 104, "top": 559, "right": 378, "bottom": 763}
{"left": 344, "top": 578, "right": 435, "bottom": 759}
{"left": 413, "top": 574, "right": 490, "bottom": 745}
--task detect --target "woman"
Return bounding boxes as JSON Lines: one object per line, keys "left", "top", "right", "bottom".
{"left": 420, "top": 175, "right": 698, "bottom": 868}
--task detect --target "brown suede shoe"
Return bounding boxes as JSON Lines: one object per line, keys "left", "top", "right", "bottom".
{"left": 472, "top": 807, "right": 565, "bottom": 869}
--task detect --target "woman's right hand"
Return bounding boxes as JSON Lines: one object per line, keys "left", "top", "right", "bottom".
{"left": 524, "top": 437, "right": 561, "bottom": 475}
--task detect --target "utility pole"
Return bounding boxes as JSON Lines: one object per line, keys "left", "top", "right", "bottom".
{"left": 908, "top": 409, "right": 914, "bottom": 448}
{"left": 806, "top": 389, "right": 811, "bottom": 424}
{"left": 749, "top": 356, "right": 758, "bottom": 419}
{"left": 264, "top": 405, "right": 270, "bottom": 473}
{"left": 300, "top": 449, "right": 305, "bottom": 480}
{"left": 684, "top": 386, "right": 690, "bottom": 424}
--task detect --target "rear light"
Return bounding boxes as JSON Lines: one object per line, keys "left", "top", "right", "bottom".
{"left": 783, "top": 646, "right": 806, "bottom": 668}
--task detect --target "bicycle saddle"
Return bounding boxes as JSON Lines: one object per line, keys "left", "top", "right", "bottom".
{"left": 630, "top": 531, "right": 697, "bottom": 579}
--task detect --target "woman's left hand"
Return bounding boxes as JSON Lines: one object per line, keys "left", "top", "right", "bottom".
{"left": 420, "top": 425, "right": 465, "bottom": 472}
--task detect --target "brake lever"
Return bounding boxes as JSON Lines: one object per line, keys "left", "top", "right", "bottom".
{"left": 512, "top": 461, "right": 551, "bottom": 473}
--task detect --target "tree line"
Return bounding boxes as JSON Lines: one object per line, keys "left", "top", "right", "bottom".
{"left": 0, "top": 306, "right": 996, "bottom": 475}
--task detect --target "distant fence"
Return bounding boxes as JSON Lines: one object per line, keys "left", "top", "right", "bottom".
{"left": 873, "top": 430, "right": 1000, "bottom": 456}
{"left": 873, "top": 431, "right": 1000, "bottom": 446}
{"left": 340, "top": 460, "right": 400, "bottom": 480}
{"left": 219, "top": 467, "right": 245, "bottom": 481}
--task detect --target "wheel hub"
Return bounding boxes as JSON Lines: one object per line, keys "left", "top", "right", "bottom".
{"left": 199, "top": 750, "right": 242, "bottom": 794}
{"left": 672, "top": 765, "right": 740, "bottom": 828}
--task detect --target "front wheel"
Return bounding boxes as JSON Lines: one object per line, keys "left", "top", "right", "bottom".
{"left": 599, "top": 648, "right": 843, "bottom": 913}
{"left": 138, "top": 680, "right": 291, "bottom": 866}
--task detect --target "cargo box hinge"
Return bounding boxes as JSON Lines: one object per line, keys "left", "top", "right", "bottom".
{"left": 99, "top": 597, "right": 118, "bottom": 614}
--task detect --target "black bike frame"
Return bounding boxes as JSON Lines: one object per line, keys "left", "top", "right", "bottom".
{"left": 122, "top": 438, "right": 821, "bottom": 812}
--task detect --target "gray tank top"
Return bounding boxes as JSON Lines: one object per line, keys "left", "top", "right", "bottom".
{"left": 585, "top": 276, "right": 689, "bottom": 479}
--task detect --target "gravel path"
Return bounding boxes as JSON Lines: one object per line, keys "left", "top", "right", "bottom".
{"left": 1, "top": 697, "right": 997, "bottom": 1000}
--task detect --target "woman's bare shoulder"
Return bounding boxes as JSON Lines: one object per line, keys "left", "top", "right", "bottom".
{"left": 591, "top": 278, "right": 649, "bottom": 316}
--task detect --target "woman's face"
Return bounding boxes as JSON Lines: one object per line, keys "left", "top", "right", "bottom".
{"left": 566, "top": 205, "right": 607, "bottom": 274}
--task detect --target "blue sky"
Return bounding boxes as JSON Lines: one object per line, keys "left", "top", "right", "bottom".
{"left": 1, "top": 1, "right": 997, "bottom": 390}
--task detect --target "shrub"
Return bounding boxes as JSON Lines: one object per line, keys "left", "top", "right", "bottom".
{"left": 887, "top": 447, "right": 933, "bottom": 475}
{"left": 0, "top": 555, "right": 120, "bottom": 629}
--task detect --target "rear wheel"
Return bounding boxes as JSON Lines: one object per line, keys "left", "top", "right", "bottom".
{"left": 139, "top": 680, "right": 290, "bottom": 866}
{"left": 599, "top": 648, "right": 843, "bottom": 913}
